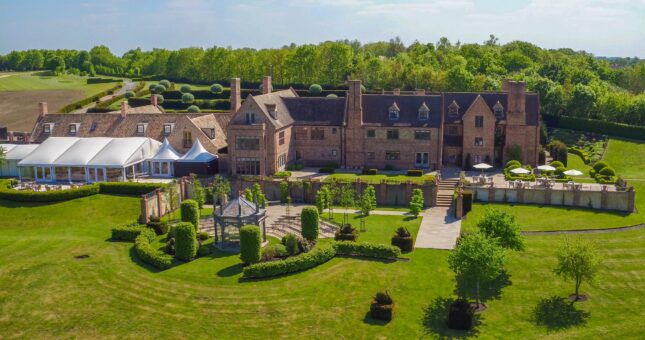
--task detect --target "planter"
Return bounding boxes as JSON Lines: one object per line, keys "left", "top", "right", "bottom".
{"left": 391, "top": 236, "right": 414, "bottom": 252}
{"left": 370, "top": 303, "right": 394, "bottom": 321}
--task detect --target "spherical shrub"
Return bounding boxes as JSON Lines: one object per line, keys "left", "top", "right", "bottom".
{"left": 550, "top": 160, "right": 564, "bottom": 168}
{"left": 180, "top": 199, "right": 200, "bottom": 230}
{"left": 174, "top": 222, "right": 197, "bottom": 261}
{"left": 180, "top": 85, "right": 192, "bottom": 93}
{"left": 326, "top": 94, "right": 338, "bottom": 98}
{"left": 261, "top": 243, "right": 288, "bottom": 261}
{"left": 198, "top": 244, "right": 212, "bottom": 257}
{"left": 155, "top": 94, "right": 165, "bottom": 104}
{"left": 187, "top": 105, "right": 200, "bottom": 113}
{"left": 198, "top": 231, "right": 210, "bottom": 240}
{"left": 148, "top": 83, "right": 157, "bottom": 92}
{"left": 301, "top": 207, "right": 319, "bottom": 241}
{"left": 159, "top": 79, "right": 171, "bottom": 89}
{"left": 593, "top": 160, "right": 609, "bottom": 172}
{"left": 505, "top": 160, "right": 521, "bottom": 169}
{"left": 182, "top": 93, "right": 195, "bottom": 104}
{"left": 124, "top": 91, "right": 135, "bottom": 99}
{"left": 239, "top": 225, "right": 262, "bottom": 264}
{"left": 309, "top": 84, "right": 323, "bottom": 95}
{"left": 210, "top": 83, "right": 223, "bottom": 94}
{"left": 154, "top": 84, "right": 166, "bottom": 93}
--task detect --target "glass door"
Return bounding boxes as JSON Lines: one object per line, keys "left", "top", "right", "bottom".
{"left": 415, "top": 153, "right": 429, "bottom": 168}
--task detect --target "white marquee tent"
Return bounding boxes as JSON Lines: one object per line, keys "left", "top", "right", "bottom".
{"left": 0, "top": 144, "right": 39, "bottom": 177}
{"left": 148, "top": 138, "right": 182, "bottom": 177}
{"left": 174, "top": 139, "right": 218, "bottom": 177}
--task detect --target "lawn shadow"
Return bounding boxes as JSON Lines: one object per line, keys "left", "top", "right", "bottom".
{"left": 216, "top": 263, "right": 243, "bottom": 277}
{"left": 363, "top": 311, "right": 389, "bottom": 326}
{"left": 531, "top": 296, "right": 590, "bottom": 331}
{"left": 403, "top": 216, "right": 418, "bottom": 221}
{"left": 455, "top": 270, "right": 512, "bottom": 304}
{"left": 422, "top": 296, "right": 480, "bottom": 339}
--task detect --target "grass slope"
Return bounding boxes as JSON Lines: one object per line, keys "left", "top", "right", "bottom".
{"left": 0, "top": 73, "right": 117, "bottom": 96}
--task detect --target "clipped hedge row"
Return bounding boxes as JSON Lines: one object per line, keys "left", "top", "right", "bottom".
{"left": 242, "top": 245, "right": 336, "bottom": 278}
{"left": 543, "top": 115, "right": 645, "bottom": 141}
{"left": 59, "top": 83, "right": 123, "bottom": 113}
{"left": 333, "top": 241, "right": 401, "bottom": 259}
{"left": 0, "top": 183, "right": 100, "bottom": 202}
{"left": 98, "top": 182, "right": 165, "bottom": 195}
{"left": 111, "top": 224, "right": 149, "bottom": 241}
{"left": 87, "top": 77, "right": 122, "bottom": 84}
{"left": 568, "top": 147, "right": 590, "bottom": 164}
{"left": 134, "top": 230, "right": 173, "bottom": 269}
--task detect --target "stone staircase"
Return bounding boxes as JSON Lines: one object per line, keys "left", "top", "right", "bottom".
{"left": 436, "top": 178, "right": 459, "bottom": 208}
{"left": 267, "top": 215, "right": 337, "bottom": 239}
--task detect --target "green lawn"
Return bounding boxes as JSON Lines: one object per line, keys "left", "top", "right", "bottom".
{"left": 0, "top": 72, "right": 119, "bottom": 96}
{"left": 566, "top": 152, "right": 595, "bottom": 183}
{"left": 326, "top": 173, "right": 435, "bottom": 184}
{"left": 603, "top": 139, "right": 645, "bottom": 179}
{"left": 0, "top": 194, "right": 643, "bottom": 338}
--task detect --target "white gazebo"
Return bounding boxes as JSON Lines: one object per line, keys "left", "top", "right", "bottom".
{"left": 148, "top": 138, "right": 182, "bottom": 177}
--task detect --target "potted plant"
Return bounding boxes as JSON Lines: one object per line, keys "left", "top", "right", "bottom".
{"left": 334, "top": 223, "right": 358, "bottom": 241}
{"left": 370, "top": 291, "right": 394, "bottom": 321}
{"left": 391, "top": 226, "right": 413, "bottom": 252}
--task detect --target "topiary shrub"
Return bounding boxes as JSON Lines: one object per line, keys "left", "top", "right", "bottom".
{"left": 124, "top": 90, "right": 135, "bottom": 99}
{"left": 593, "top": 161, "right": 609, "bottom": 173}
{"left": 197, "top": 244, "right": 212, "bottom": 257}
{"left": 309, "top": 84, "right": 323, "bottom": 95}
{"left": 505, "top": 160, "right": 521, "bottom": 169}
{"left": 154, "top": 84, "right": 166, "bottom": 93}
{"left": 210, "top": 83, "right": 223, "bottom": 94}
{"left": 281, "top": 233, "right": 300, "bottom": 256}
{"left": 333, "top": 241, "right": 401, "bottom": 259}
{"left": 335, "top": 224, "right": 358, "bottom": 241}
{"left": 180, "top": 85, "right": 192, "bottom": 93}
{"left": 599, "top": 166, "right": 616, "bottom": 177}
{"left": 0, "top": 183, "right": 99, "bottom": 202}
{"left": 111, "top": 223, "right": 148, "bottom": 241}
{"left": 300, "top": 207, "right": 319, "bottom": 241}
{"left": 180, "top": 199, "right": 200, "bottom": 230}
{"left": 550, "top": 160, "right": 564, "bottom": 168}
{"left": 98, "top": 182, "right": 164, "bottom": 195}
{"left": 447, "top": 298, "right": 475, "bottom": 330}
{"left": 326, "top": 94, "right": 338, "bottom": 98}
{"left": 146, "top": 216, "right": 169, "bottom": 235}
{"left": 182, "top": 92, "right": 195, "bottom": 103}
{"left": 198, "top": 231, "right": 210, "bottom": 240}
{"left": 134, "top": 231, "right": 173, "bottom": 270}
{"left": 240, "top": 225, "right": 262, "bottom": 264}
{"left": 370, "top": 291, "right": 394, "bottom": 322}
{"left": 406, "top": 169, "right": 423, "bottom": 177}
{"left": 159, "top": 79, "right": 171, "bottom": 89}
{"left": 156, "top": 94, "right": 165, "bottom": 104}
{"left": 261, "top": 244, "right": 288, "bottom": 261}
{"left": 174, "top": 222, "right": 197, "bottom": 261}
{"left": 391, "top": 226, "right": 414, "bottom": 252}
{"left": 187, "top": 105, "right": 200, "bottom": 113}
{"left": 243, "top": 244, "right": 336, "bottom": 278}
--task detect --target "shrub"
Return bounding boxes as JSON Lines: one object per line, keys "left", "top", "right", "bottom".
{"left": 182, "top": 92, "right": 195, "bottom": 104}
{"left": 243, "top": 245, "right": 336, "bottom": 278}
{"left": 319, "top": 167, "right": 335, "bottom": 174}
{"left": 309, "top": 84, "right": 323, "bottom": 95}
{"left": 180, "top": 199, "right": 200, "bottom": 230}
{"left": 154, "top": 84, "right": 166, "bottom": 93}
{"left": 505, "top": 160, "right": 521, "bottom": 169}
{"left": 406, "top": 169, "right": 423, "bottom": 177}
{"left": 282, "top": 233, "right": 300, "bottom": 256}
{"left": 240, "top": 225, "right": 262, "bottom": 264}
{"left": 549, "top": 160, "right": 564, "bottom": 168}
{"left": 568, "top": 147, "right": 590, "bottom": 164}
{"left": 273, "top": 171, "right": 291, "bottom": 179}
{"left": 146, "top": 216, "right": 169, "bottom": 235}
{"left": 370, "top": 291, "right": 394, "bottom": 321}
{"left": 326, "top": 94, "right": 338, "bottom": 98}
{"left": 599, "top": 167, "right": 616, "bottom": 177}
{"left": 159, "top": 79, "right": 171, "bottom": 88}
{"left": 447, "top": 299, "right": 475, "bottom": 330}
{"left": 155, "top": 94, "right": 164, "bottom": 104}
{"left": 409, "top": 188, "right": 424, "bottom": 217}
{"left": 180, "top": 85, "right": 192, "bottom": 93}
{"left": 174, "top": 222, "right": 197, "bottom": 261}
{"left": 286, "top": 164, "right": 304, "bottom": 171}
{"left": 333, "top": 241, "right": 401, "bottom": 259}
{"left": 187, "top": 105, "right": 200, "bottom": 113}
{"left": 301, "top": 207, "right": 320, "bottom": 241}
{"left": 98, "top": 182, "right": 164, "bottom": 195}
{"left": 111, "top": 224, "right": 148, "bottom": 241}
{"left": 197, "top": 244, "right": 212, "bottom": 257}
{"left": 335, "top": 224, "right": 358, "bottom": 241}
{"left": 391, "top": 227, "right": 414, "bottom": 252}
{"left": 0, "top": 183, "right": 99, "bottom": 202}
{"left": 593, "top": 161, "right": 609, "bottom": 172}
{"left": 261, "top": 244, "right": 288, "bottom": 261}
{"left": 134, "top": 232, "right": 173, "bottom": 270}
{"left": 210, "top": 83, "right": 224, "bottom": 94}
{"left": 362, "top": 168, "right": 378, "bottom": 175}
{"left": 198, "top": 231, "right": 210, "bottom": 240}
{"left": 124, "top": 90, "right": 135, "bottom": 99}
{"left": 279, "top": 181, "right": 290, "bottom": 203}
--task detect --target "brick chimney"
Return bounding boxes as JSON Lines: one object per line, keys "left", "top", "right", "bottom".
{"left": 38, "top": 102, "right": 48, "bottom": 117}
{"left": 503, "top": 80, "right": 527, "bottom": 126}
{"left": 151, "top": 94, "right": 158, "bottom": 107}
{"left": 414, "top": 89, "right": 426, "bottom": 96}
{"left": 393, "top": 88, "right": 401, "bottom": 95}
{"left": 262, "top": 76, "right": 272, "bottom": 95}
{"left": 120, "top": 101, "right": 128, "bottom": 118}
{"left": 345, "top": 80, "right": 364, "bottom": 168}
{"left": 230, "top": 78, "right": 241, "bottom": 113}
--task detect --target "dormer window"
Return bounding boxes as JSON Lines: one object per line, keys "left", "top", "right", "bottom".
{"left": 388, "top": 102, "right": 400, "bottom": 120}
{"left": 448, "top": 100, "right": 460, "bottom": 117}
{"left": 266, "top": 104, "right": 278, "bottom": 120}
{"left": 418, "top": 102, "right": 430, "bottom": 121}
{"left": 493, "top": 101, "right": 504, "bottom": 119}
{"left": 43, "top": 124, "right": 52, "bottom": 134}
{"left": 163, "top": 124, "right": 173, "bottom": 136}
{"left": 136, "top": 123, "right": 147, "bottom": 135}
{"left": 68, "top": 124, "right": 78, "bottom": 135}
{"left": 245, "top": 112, "right": 256, "bottom": 125}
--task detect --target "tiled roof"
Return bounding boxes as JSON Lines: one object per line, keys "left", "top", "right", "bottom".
{"left": 362, "top": 94, "right": 443, "bottom": 128}
{"left": 250, "top": 89, "right": 298, "bottom": 129}
{"left": 282, "top": 97, "right": 346, "bottom": 126}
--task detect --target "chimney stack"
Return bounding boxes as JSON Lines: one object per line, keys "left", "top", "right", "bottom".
{"left": 38, "top": 102, "right": 48, "bottom": 117}
{"left": 347, "top": 80, "right": 363, "bottom": 128}
{"left": 414, "top": 89, "right": 426, "bottom": 96}
{"left": 393, "top": 88, "right": 401, "bottom": 95}
{"left": 120, "top": 101, "right": 128, "bottom": 118}
{"left": 151, "top": 94, "right": 158, "bottom": 107}
{"left": 262, "top": 76, "right": 272, "bottom": 95}
{"left": 230, "top": 78, "right": 241, "bottom": 113}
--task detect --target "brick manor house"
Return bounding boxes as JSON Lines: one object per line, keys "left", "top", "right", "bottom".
{"left": 227, "top": 76, "right": 540, "bottom": 176}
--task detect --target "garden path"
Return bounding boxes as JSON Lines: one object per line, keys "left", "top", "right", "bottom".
{"left": 413, "top": 207, "right": 461, "bottom": 250}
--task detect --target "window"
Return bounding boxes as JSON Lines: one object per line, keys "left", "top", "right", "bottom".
{"left": 236, "top": 136, "right": 260, "bottom": 150}
{"left": 415, "top": 131, "right": 431, "bottom": 140}
{"left": 183, "top": 131, "right": 192, "bottom": 148}
{"left": 447, "top": 126, "right": 458, "bottom": 135}
{"left": 332, "top": 127, "right": 337, "bottom": 134}
{"left": 388, "top": 102, "right": 400, "bottom": 120}
{"left": 295, "top": 150, "right": 302, "bottom": 160}
{"left": 418, "top": 102, "right": 430, "bottom": 121}
{"left": 277, "top": 154, "right": 287, "bottom": 168}
{"left": 475, "top": 116, "right": 484, "bottom": 128}
{"left": 163, "top": 124, "right": 172, "bottom": 135}
{"left": 245, "top": 112, "right": 256, "bottom": 124}
{"left": 473, "top": 155, "right": 482, "bottom": 163}
{"left": 236, "top": 157, "right": 260, "bottom": 175}
{"left": 331, "top": 149, "right": 337, "bottom": 156}
{"left": 89, "top": 122, "right": 97, "bottom": 132}
{"left": 474, "top": 137, "right": 484, "bottom": 146}
{"left": 387, "top": 130, "right": 399, "bottom": 140}
{"left": 136, "top": 124, "right": 146, "bottom": 135}
{"left": 43, "top": 124, "right": 51, "bottom": 134}
{"left": 366, "top": 129, "right": 376, "bottom": 138}
{"left": 311, "top": 128, "right": 325, "bottom": 140}
{"left": 278, "top": 131, "right": 285, "bottom": 145}
{"left": 448, "top": 100, "right": 460, "bottom": 116}
{"left": 493, "top": 101, "right": 504, "bottom": 118}
{"left": 367, "top": 152, "right": 375, "bottom": 160}
{"left": 385, "top": 151, "right": 400, "bottom": 160}
{"left": 69, "top": 124, "right": 77, "bottom": 134}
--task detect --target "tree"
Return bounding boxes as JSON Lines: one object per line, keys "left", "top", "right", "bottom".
{"left": 476, "top": 208, "right": 525, "bottom": 251}
{"left": 180, "top": 85, "right": 192, "bottom": 93}
{"left": 182, "top": 93, "right": 195, "bottom": 104}
{"left": 448, "top": 233, "right": 506, "bottom": 308}
{"left": 187, "top": 105, "right": 200, "bottom": 113}
{"left": 409, "top": 189, "right": 424, "bottom": 217}
{"left": 190, "top": 175, "right": 205, "bottom": 210}
{"left": 308, "top": 84, "right": 323, "bottom": 95}
{"left": 359, "top": 185, "right": 377, "bottom": 216}
{"left": 159, "top": 79, "right": 171, "bottom": 89}
{"left": 210, "top": 83, "right": 223, "bottom": 94}
{"left": 174, "top": 222, "right": 197, "bottom": 261}
{"left": 553, "top": 238, "right": 601, "bottom": 301}
{"left": 211, "top": 175, "right": 230, "bottom": 206}
{"left": 239, "top": 225, "right": 262, "bottom": 264}
{"left": 315, "top": 186, "right": 329, "bottom": 215}
{"left": 336, "top": 184, "right": 355, "bottom": 225}
{"left": 245, "top": 183, "right": 267, "bottom": 208}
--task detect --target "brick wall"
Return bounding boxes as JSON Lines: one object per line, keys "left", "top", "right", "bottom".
{"left": 461, "top": 96, "right": 495, "bottom": 166}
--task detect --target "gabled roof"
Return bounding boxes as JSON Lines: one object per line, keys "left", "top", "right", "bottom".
{"left": 19, "top": 137, "right": 80, "bottom": 166}
{"left": 1, "top": 144, "right": 38, "bottom": 160}
{"left": 150, "top": 138, "right": 182, "bottom": 161}
{"left": 281, "top": 97, "right": 346, "bottom": 126}
{"left": 53, "top": 137, "right": 114, "bottom": 166}
{"left": 177, "top": 139, "right": 216, "bottom": 163}
{"left": 218, "top": 195, "right": 264, "bottom": 217}
{"left": 87, "top": 137, "right": 160, "bottom": 167}
{"left": 248, "top": 89, "right": 298, "bottom": 129}
{"left": 362, "top": 94, "right": 443, "bottom": 127}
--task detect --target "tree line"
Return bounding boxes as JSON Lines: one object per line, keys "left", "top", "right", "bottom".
{"left": 1, "top": 36, "right": 644, "bottom": 125}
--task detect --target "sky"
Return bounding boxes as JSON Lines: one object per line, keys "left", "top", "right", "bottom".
{"left": 1, "top": 0, "right": 644, "bottom": 57}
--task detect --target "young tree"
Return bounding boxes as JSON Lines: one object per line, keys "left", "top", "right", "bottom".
{"left": 448, "top": 233, "right": 506, "bottom": 308}
{"left": 251, "top": 183, "right": 267, "bottom": 208}
{"left": 165, "top": 180, "right": 179, "bottom": 221}
{"left": 337, "top": 184, "right": 356, "bottom": 225}
{"left": 476, "top": 208, "right": 525, "bottom": 251}
{"left": 211, "top": 175, "right": 231, "bottom": 206}
{"left": 191, "top": 175, "right": 205, "bottom": 211}
{"left": 359, "top": 185, "right": 377, "bottom": 216}
{"left": 315, "top": 187, "right": 328, "bottom": 215}
{"left": 553, "top": 238, "right": 601, "bottom": 301}
{"left": 409, "top": 189, "right": 424, "bottom": 217}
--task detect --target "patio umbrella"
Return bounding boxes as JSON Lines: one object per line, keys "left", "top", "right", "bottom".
{"left": 537, "top": 165, "right": 556, "bottom": 171}
{"left": 564, "top": 169, "right": 583, "bottom": 176}
{"left": 473, "top": 163, "right": 493, "bottom": 174}
{"left": 510, "top": 167, "right": 531, "bottom": 174}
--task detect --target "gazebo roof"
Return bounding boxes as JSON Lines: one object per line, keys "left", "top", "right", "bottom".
{"left": 218, "top": 195, "right": 265, "bottom": 218}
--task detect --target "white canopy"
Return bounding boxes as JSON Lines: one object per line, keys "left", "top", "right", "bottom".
{"left": 510, "top": 167, "right": 531, "bottom": 174}
{"left": 473, "top": 163, "right": 493, "bottom": 169}
{"left": 150, "top": 138, "right": 182, "bottom": 161}
{"left": 1, "top": 144, "right": 38, "bottom": 160}
{"left": 53, "top": 137, "right": 113, "bottom": 166}
{"left": 177, "top": 139, "right": 216, "bottom": 162}
{"left": 564, "top": 169, "right": 583, "bottom": 176}
{"left": 0, "top": 144, "right": 16, "bottom": 153}
{"left": 537, "top": 165, "right": 556, "bottom": 171}
{"left": 18, "top": 137, "right": 80, "bottom": 166}
{"left": 87, "top": 137, "right": 161, "bottom": 167}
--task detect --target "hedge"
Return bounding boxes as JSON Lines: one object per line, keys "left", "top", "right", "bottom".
{"left": 406, "top": 169, "right": 423, "bottom": 177}
{"left": 134, "top": 230, "right": 173, "bottom": 269}
{"left": 543, "top": 114, "right": 645, "bottom": 141}
{"left": 242, "top": 245, "right": 336, "bottom": 278}
{"left": 87, "top": 77, "right": 122, "bottom": 84}
{"left": 180, "top": 199, "right": 200, "bottom": 230}
{"left": 300, "top": 207, "right": 319, "bottom": 241}
{"left": 568, "top": 147, "right": 590, "bottom": 164}
{"left": 59, "top": 83, "right": 123, "bottom": 113}
{"left": 111, "top": 224, "right": 148, "bottom": 241}
{"left": 240, "top": 225, "right": 262, "bottom": 264}
{"left": 98, "top": 182, "right": 165, "bottom": 195}
{"left": 0, "top": 183, "right": 99, "bottom": 202}
{"left": 362, "top": 168, "right": 378, "bottom": 175}
{"left": 333, "top": 241, "right": 401, "bottom": 259}
{"left": 174, "top": 222, "right": 197, "bottom": 261}
{"left": 92, "top": 81, "right": 146, "bottom": 110}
